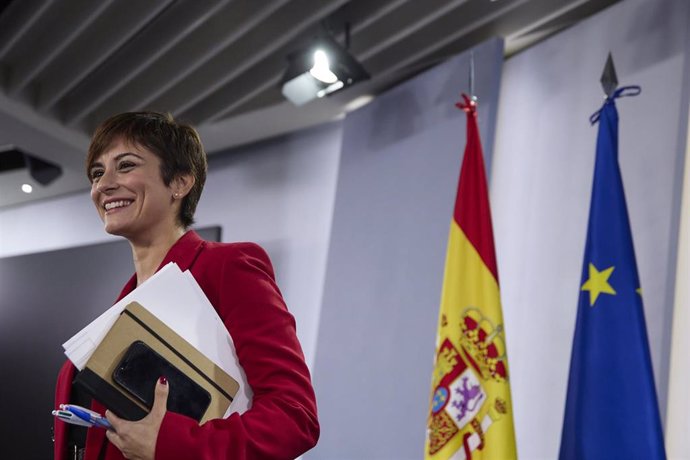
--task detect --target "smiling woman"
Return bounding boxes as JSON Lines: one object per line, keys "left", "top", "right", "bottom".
{"left": 54, "top": 112, "right": 319, "bottom": 460}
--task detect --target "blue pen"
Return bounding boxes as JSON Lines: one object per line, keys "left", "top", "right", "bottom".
{"left": 62, "top": 404, "right": 113, "bottom": 430}
{"left": 64, "top": 404, "right": 112, "bottom": 429}
{"left": 52, "top": 409, "right": 93, "bottom": 427}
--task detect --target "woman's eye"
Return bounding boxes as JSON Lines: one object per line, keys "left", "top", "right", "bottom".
{"left": 90, "top": 170, "right": 104, "bottom": 181}
{"left": 118, "top": 161, "right": 135, "bottom": 170}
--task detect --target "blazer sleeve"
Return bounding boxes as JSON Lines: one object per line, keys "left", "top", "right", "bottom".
{"left": 154, "top": 243, "right": 319, "bottom": 460}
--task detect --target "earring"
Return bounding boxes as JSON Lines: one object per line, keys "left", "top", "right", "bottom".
{"left": 173, "top": 193, "right": 180, "bottom": 199}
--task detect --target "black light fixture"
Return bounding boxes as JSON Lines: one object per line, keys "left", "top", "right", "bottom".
{"left": 25, "top": 153, "right": 63, "bottom": 185}
{"left": 281, "top": 28, "right": 369, "bottom": 106}
{"left": 0, "top": 145, "right": 62, "bottom": 187}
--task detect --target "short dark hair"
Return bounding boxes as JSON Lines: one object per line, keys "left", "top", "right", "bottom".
{"left": 86, "top": 112, "right": 207, "bottom": 228}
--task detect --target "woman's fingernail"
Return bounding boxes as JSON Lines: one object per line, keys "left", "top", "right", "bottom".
{"left": 159, "top": 376, "right": 167, "bottom": 385}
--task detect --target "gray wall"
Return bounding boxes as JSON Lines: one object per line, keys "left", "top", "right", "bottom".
{"left": 308, "top": 38, "right": 504, "bottom": 459}
{"left": 198, "top": 121, "right": 343, "bottom": 368}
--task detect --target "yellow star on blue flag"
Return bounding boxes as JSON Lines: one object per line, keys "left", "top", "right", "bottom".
{"left": 581, "top": 263, "right": 616, "bottom": 306}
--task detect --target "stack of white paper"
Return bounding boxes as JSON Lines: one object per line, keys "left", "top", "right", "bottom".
{"left": 63, "top": 262, "right": 252, "bottom": 416}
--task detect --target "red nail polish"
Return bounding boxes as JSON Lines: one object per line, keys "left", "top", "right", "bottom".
{"left": 159, "top": 376, "right": 167, "bottom": 385}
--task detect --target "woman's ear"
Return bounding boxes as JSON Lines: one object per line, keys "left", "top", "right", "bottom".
{"left": 172, "top": 173, "right": 195, "bottom": 199}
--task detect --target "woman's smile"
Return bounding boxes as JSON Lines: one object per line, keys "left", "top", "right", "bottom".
{"left": 103, "top": 199, "right": 133, "bottom": 213}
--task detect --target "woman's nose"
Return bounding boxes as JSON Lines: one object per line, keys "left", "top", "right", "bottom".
{"left": 95, "top": 169, "right": 118, "bottom": 193}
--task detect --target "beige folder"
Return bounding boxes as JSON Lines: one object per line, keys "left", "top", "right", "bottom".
{"left": 76, "top": 301, "right": 239, "bottom": 424}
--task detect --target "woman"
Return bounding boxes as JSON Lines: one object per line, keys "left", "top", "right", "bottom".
{"left": 54, "top": 112, "right": 319, "bottom": 460}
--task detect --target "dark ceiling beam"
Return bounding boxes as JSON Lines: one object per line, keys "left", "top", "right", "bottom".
{"left": 355, "top": 0, "right": 470, "bottom": 61}
{"left": 343, "top": 0, "right": 410, "bottom": 33}
{"left": 504, "top": 0, "right": 620, "bottom": 56}
{"left": 37, "top": 0, "right": 175, "bottom": 111}
{"left": 0, "top": 0, "right": 54, "bottom": 62}
{"left": 59, "top": 0, "right": 230, "bottom": 127}
{"left": 132, "top": 0, "right": 290, "bottom": 117}
{"left": 6, "top": 0, "right": 115, "bottom": 96}
{"left": 361, "top": 0, "right": 529, "bottom": 82}
{"left": 189, "top": 71, "right": 282, "bottom": 125}
{"left": 81, "top": 0, "right": 289, "bottom": 130}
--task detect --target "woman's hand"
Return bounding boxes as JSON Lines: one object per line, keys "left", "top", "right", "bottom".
{"left": 105, "top": 377, "right": 169, "bottom": 460}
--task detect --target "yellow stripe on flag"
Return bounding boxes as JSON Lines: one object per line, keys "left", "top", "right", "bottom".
{"left": 426, "top": 221, "right": 517, "bottom": 460}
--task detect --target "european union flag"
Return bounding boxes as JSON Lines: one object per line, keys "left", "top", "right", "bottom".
{"left": 559, "top": 87, "right": 666, "bottom": 460}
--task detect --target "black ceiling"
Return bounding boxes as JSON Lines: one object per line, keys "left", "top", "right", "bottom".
{"left": 0, "top": 0, "right": 620, "bottom": 208}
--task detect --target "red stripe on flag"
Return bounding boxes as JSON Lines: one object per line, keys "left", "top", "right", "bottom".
{"left": 453, "top": 98, "right": 499, "bottom": 282}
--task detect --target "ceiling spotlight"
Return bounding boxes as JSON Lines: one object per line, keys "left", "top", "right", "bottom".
{"left": 24, "top": 153, "right": 63, "bottom": 185}
{"left": 0, "top": 145, "right": 62, "bottom": 186}
{"left": 21, "top": 183, "right": 33, "bottom": 193}
{"left": 310, "top": 50, "right": 338, "bottom": 84}
{"left": 281, "top": 32, "right": 369, "bottom": 106}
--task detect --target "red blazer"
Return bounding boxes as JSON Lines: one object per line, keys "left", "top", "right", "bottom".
{"left": 54, "top": 231, "right": 319, "bottom": 459}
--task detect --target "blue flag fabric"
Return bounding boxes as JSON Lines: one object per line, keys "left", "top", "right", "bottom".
{"left": 559, "top": 87, "right": 666, "bottom": 460}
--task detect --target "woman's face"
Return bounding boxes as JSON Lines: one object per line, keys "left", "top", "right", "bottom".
{"left": 89, "top": 139, "right": 179, "bottom": 241}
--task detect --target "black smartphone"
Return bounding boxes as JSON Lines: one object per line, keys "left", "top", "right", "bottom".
{"left": 112, "top": 340, "right": 212, "bottom": 422}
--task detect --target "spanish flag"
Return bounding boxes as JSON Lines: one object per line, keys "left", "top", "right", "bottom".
{"left": 426, "top": 94, "right": 517, "bottom": 460}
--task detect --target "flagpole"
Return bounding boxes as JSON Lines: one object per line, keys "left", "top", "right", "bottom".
{"left": 469, "top": 50, "right": 478, "bottom": 104}
{"left": 469, "top": 50, "right": 475, "bottom": 100}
